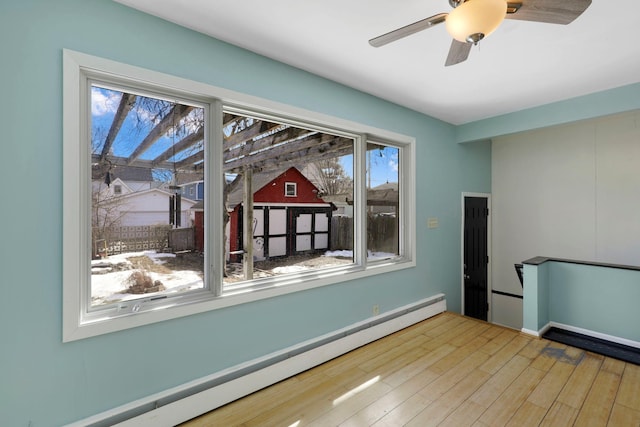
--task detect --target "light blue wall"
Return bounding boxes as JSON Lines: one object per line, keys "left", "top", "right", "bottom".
{"left": 522, "top": 262, "right": 549, "bottom": 332}
{"left": 0, "top": 1, "right": 491, "bottom": 425}
{"left": 549, "top": 263, "right": 640, "bottom": 342}
{"left": 523, "top": 260, "right": 640, "bottom": 343}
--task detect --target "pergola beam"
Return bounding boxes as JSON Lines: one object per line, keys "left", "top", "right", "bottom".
{"left": 151, "top": 127, "right": 204, "bottom": 167}
{"left": 100, "top": 93, "right": 136, "bottom": 161}
{"left": 99, "top": 109, "right": 355, "bottom": 181}
{"left": 126, "top": 104, "right": 194, "bottom": 165}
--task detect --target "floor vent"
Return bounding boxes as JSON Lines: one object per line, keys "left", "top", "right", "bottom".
{"left": 543, "top": 327, "right": 640, "bottom": 365}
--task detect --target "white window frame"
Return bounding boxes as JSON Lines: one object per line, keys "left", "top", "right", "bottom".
{"left": 63, "top": 49, "right": 416, "bottom": 342}
{"left": 285, "top": 182, "right": 297, "bottom": 197}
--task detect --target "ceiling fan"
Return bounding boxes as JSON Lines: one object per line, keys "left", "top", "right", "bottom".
{"left": 369, "top": 0, "right": 592, "bottom": 66}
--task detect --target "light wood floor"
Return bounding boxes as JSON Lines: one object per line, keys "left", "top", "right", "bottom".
{"left": 182, "top": 312, "right": 640, "bottom": 427}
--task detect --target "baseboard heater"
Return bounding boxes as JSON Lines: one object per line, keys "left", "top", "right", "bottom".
{"left": 69, "top": 294, "right": 446, "bottom": 427}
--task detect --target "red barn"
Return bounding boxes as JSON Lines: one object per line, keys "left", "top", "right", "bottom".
{"left": 192, "top": 167, "right": 334, "bottom": 260}
{"left": 228, "top": 167, "right": 333, "bottom": 261}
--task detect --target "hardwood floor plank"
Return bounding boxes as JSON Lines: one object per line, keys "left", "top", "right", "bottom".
{"left": 341, "top": 368, "right": 441, "bottom": 426}
{"left": 469, "top": 355, "right": 531, "bottom": 408}
{"left": 481, "top": 322, "right": 507, "bottom": 339}
{"left": 421, "top": 319, "right": 481, "bottom": 352}
{"left": 608, "top": 403, "right": 640, "bottom": 427}
{"left": 505, "top": 401, "right": 548, "bottom": 427}
{"left": 422, "top": 314, "right": 467, "bottom": 338}
{"left": 479, "top": 335, "right": 531, "bottom": 375}
{"left": 358, "top": 334, "right": 431, "bottom": 373}
{"left": 556, "top": 352, "right": 603, "bottom": 409}
{"left": 438, "top": 400, "right": 486, "bottom": 427}
{"left": 574, "top": 370, "right": 621, "bottom": 427}
{"left": 305, "top": 378, "right": 393, "bottom": 427}
{"left": 320, "top": 336, "right": 406, "bottom": 378}
{"left": 393, "top": 312, "right": 450, "bottom": 340}
{"left": 478, "top": 328, "right": 519, "bottom": 356}
{"left": 183, "top": 375, "right": 304, "bottom": 426}
{"left": 448, "top": 319, "right": 491, "bottom": 347}
{"left": 243, "top": 367, "right": 374, "bottom": 426}
{"left": 478, "top": 366, "right": 546, "bottom": 426}
{"left": 371, "top": 393, "right": 433, "bottom": 427}
{"left": 517, "top": 336, "right": 550, "bottom": 360}
{"left": 601, "top": 357, "right": 626, "bottom": 376}
{"left": 527, "top": 356, "right": 576, "bottom": 409}
{"left": 539, "top": 401, "right": 579, "bottom": 427}
{"left": 418, "top": 349, "right": 490, "bottom": 401}
{"left": 427, "top": 335, "right": 488, "bottom": 375}
{"left": 406, "top": 369, "right": 490, "bottom": 427}
{"left": 381, "top": 343, "right": 456, "bottom": 388}
{"left": 616, "top": 362, "right": 640, "bottom": 412}
{"left": 529, "top": 342, "right": 571, "bottom": 372}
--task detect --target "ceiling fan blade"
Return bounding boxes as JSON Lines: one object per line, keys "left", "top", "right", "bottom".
{"left": 505, "top": 0, "right": 591, "bottom": 25}
{"left": 369, "top": 13, "right": 448, "bottom": 47}
{"left": 445, "top": 40, "right": 472, "bottom": 67}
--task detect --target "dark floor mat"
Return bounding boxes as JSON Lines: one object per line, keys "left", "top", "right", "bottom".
{"left": 543, "top": 327, "right": 640, "bottom": 365}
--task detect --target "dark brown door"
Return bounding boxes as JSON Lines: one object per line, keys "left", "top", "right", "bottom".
{"left": 464, "top": 196, "right": 489, "bottom": 321}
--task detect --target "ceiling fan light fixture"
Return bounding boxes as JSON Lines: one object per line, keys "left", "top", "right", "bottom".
{"left": 445, "top": 0, "right": 507, "bottom": 44}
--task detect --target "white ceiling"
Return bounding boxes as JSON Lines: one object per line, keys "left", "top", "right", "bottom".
{"left": 116, "top": 0, "right": 640, "bottom": 125}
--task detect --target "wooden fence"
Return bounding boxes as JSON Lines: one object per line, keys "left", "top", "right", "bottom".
{"left": 93, "top": 225, "right": 172, "bottom": 256}
{"left": 94, "top": 219, "right": 394, "bottom": 257}
{"left": 168, "top": 227, "right": 196, "bottom": 252}
{"left": 330, "top": 216, "right": 398, "bottom": 254}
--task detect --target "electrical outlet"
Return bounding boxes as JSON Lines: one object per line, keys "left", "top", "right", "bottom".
{"left": 372, "top": 304, "right": 380, "bottom": 316}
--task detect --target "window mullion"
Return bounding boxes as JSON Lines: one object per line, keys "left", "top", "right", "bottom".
{"left": 209, "top": 100, "right": 224, "bottom": 297}
{"left": 354, "top": 134, "right": 367, "bottom": 266}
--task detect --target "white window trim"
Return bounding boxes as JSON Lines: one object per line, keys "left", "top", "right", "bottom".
{"left": 63, "top": 49, "right": 416, "bottom": 342}
{"left": 285, "top": 182, "right": 297, "bottom": 197}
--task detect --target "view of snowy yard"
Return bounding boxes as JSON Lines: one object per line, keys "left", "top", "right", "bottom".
{"left": 91, "top": 249, "right": 395, "bottom": 306}
{"left": 91, "top": 251, "right": 203, "bottom": 305}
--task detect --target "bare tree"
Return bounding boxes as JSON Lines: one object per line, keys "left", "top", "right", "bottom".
{"left": 91, "top": 180, "right": 128, "bottom": 257}
{"left": 306, "top": 158, "right": 353, "bottom": 196}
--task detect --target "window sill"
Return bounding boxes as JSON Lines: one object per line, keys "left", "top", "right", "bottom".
{"left": 65, "top": 258, "right": 415, "bottom": 342}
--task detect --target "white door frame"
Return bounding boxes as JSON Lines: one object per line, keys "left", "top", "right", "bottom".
{"left": 461, "top": 192, "right": 492, "bottom": 321}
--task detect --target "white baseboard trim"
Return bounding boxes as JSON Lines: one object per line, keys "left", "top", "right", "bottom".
{"left": 521, "top": 322, "right": 551, "bottom": 338}
{"left": 549, "top": 322, "right": 640, "bottom": 349}
{"left": 68, "top": 294, "right": 446, "bottom": 427}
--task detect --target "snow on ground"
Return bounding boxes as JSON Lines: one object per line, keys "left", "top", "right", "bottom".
{"left": 91, "top": 249, "right": 397, "bottom": 305}
{"left": 271, "top": 265, "right": 309, "bottom": 274}
{"left": 324, "top": 250, "right": 353, "bottom": 258}
{"left": 91, "top": 251, "right": 203, "bottom": 305}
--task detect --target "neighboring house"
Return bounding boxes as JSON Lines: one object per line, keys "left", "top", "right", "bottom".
{"left": 92, "top": 165, "right": 155, "bottom": 196}
{"left": 92, "top": 165, "right": 196, "bottom": 228}
{"left": 319, "top": 194, "right": 353, "bottom": 217}
{"left": 222, "top": 167, "right": 334, "bottom": 261}
{"left": 367, "top": 182, "right": 399, "bottom": 217}
{"left": 180, "top": 180, "right": 205, "bottom": 201}
{"left": 99, "top": 187, "right": 197, "bottom": 227}
{"left": 339, "top": 182, "right": 399, "bottom": 217}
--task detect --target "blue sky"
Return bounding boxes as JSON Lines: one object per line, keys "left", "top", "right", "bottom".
{"left": 92, "top": 85, "right": 398, "bottom": 188}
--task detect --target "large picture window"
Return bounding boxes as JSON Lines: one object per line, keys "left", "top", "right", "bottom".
{"left": 90, "top": 85, "right": 207, "bottom": 308}
{"left": 220, "top": 110, "right": 355, "bottom": 289}
{"left": 63, "top": 50, "right": 415, "bottom": 341}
